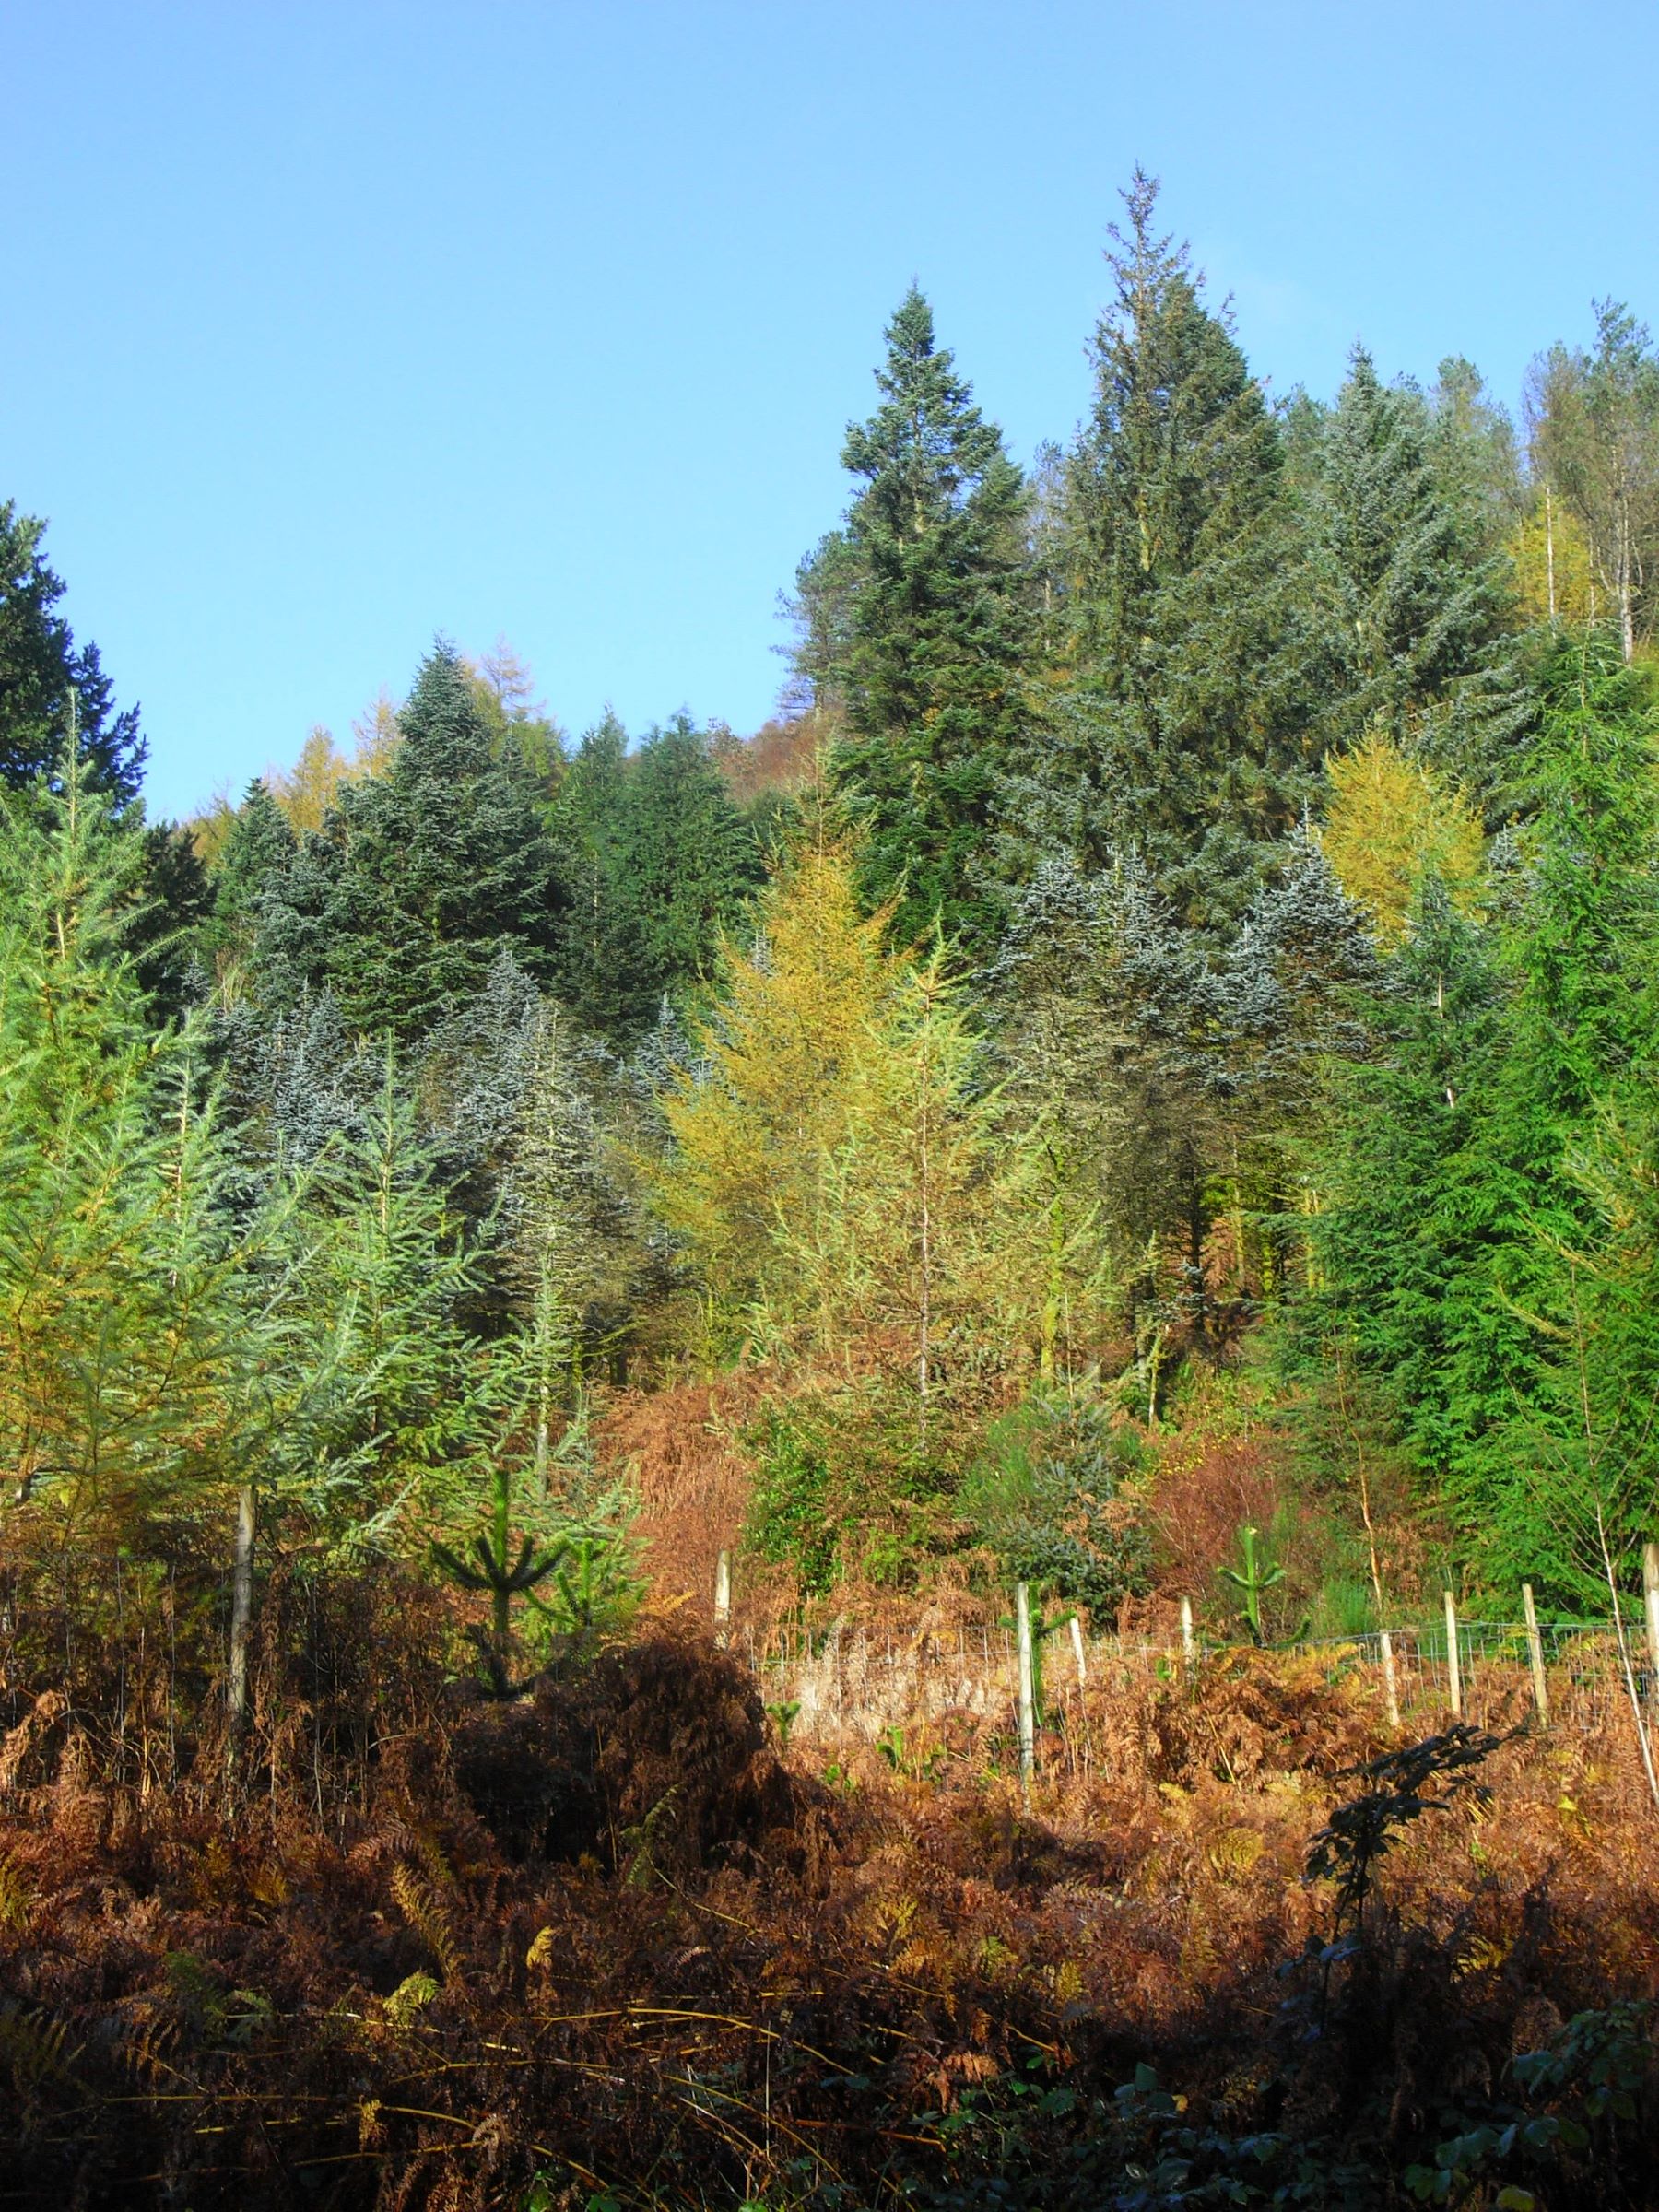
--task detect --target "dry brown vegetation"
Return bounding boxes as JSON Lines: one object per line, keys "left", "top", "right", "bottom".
{"left": 2, "top": 1564, "right": 1657, "bottom": 2212}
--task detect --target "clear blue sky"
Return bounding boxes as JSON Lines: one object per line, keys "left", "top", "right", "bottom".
{"left": 6, "top": 1, "right": 1658, "bottom": 820}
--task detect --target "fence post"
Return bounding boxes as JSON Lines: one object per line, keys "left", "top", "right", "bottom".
{"left": 1379, "top": 1628, "right": 1402, "bottom": 1730}
{"left": 1643, "top": 1543, "right": 1659, "bottom": 1692}
{"left": 1069, "top": 1613, "right": 1088, "bottom": 1690}
{"left": 1443, "top": 1589, "right": 1463, "bottom": 1721}
{"left": 1522, "top": 1583, "right": 1549, "bottom": 1725}
{"left": 1014, "top": 1582, "right": 1036, "bottom": 1800}
{"left": 713, "top": 1550, "right": 731, "bottom": 1648}
{"left": 1179, "top": 1595, "right": 1196, "bottom": 1668}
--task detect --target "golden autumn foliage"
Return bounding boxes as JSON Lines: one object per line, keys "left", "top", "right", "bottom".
{"left": 1321, "top": 728, "right": 1485, "bottom": 943}
{"left": 651, "top": 834, "right": 901, "bottom": 1330}
{"left": 652, "top": 835, "right": 1112, "bottom": 1393}
{"left": 1510, "top": 488, "right": 1599, "bottom": 629}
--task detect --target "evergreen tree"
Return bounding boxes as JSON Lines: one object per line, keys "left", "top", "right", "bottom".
{"left": 0, "top": 501, "right": 147, "bottom": 802}
{"left": 625, "top": 714, "right": 763, "bottom": 1016}
{"left": 549, "top": 712, "right": 642, "bottom": 1037}
{"left": 201, "top": 778, "right": 298, "bottom": 982}
{"left": 254, "top": 641, "right": 566, "bottom": 1039}
{"left": 1310, "top": 348, "right": 1526, "bottom": 790}
{"left": 1039, "top": 171, "right": 1313, "bottom": 928}
{"left": 0, "top": 747, "right": 241, "bottom": 1534}
{"left": 1313, "top": 638, "right": 1659, "bottom": 1598}
{"left": 824, "top": 288, "right": 1032, "bottom": 948}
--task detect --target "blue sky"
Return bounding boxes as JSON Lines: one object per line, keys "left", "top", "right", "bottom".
{"left": 6, "top": 1, "right": 1658, "bottom": 819}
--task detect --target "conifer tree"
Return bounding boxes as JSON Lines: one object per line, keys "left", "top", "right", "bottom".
{"left": 0, "top": 501, "right": 146, "bottom": 801}
{"left": 254, "top": 641, "right": 566, "bottom": 1038}
{"left": 652, "top": 833, "right": 900, "bottom": 1337}
{"left": 1321, "top": 732, "right": 1485, "bottom": 944}
{"left": 201, "top": 778, "right": 297, "bottom": 984}
{"left": 1310, "top": 348, "right": 1525, "bottom": 788}
{"left": 549, "top": 712, "right": 643, "bottom": 1037}
{"left": 621, "top": 714, "right": 764, "bottom": 1022}
{"left": 0, "top": 747, "right": 241, "bottom": 1534}
{"left": 1313, "top": 637, "right": 1659, "bottom": 1598}
{"left": 824, "top": 288, "right": 1032, "bottom": 948}
{"left": 1041, "top": 171, "right": 1312, "bottom": 927}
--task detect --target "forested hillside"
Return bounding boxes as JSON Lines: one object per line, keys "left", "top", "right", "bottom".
{"left": 6, "top": 174, "right": 1659, "bottom": 2206}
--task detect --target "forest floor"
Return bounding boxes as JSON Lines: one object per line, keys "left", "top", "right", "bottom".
{"left": 2, "top": 1615, "right": 1657, "bottom": 2211}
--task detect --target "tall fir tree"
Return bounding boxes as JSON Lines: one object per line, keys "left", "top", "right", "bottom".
{"left": 1035, "top": 171, "right": 1313, "bottom": 929}
{"left": 823, "top": 288, "right": 1032, "bottom": 949}
{"left": 1310, "top": 347, "right": 1526, "bottom": 793}
{"left": 253, "top": 641, "right": 566, "bottom": 1039}
{"left": 0, "top": 501, "right": 147, "bottom": 802}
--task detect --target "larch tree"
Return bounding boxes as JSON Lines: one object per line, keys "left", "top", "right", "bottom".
{"left": 651, "top": 832, "right": 900, "bottom": 1341}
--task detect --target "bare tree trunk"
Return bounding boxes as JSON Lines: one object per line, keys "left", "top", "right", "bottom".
{"left": 1546, "top": 485, "right": 1558, "bottom": 627}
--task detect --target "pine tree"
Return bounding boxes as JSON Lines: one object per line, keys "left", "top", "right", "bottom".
{"left": 824, "top": 288, "right": 1032, "bottom": 948}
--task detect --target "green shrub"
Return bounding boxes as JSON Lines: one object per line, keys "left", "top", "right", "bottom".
{"left": 960, "top": 1393, "right": 1153, "bottom": 1619}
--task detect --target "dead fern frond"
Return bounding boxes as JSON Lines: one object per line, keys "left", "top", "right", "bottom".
{"left": 0, "top": 1853, "right": 31, "bottom": 1931}
{"left": 391, "top": 1862, "right": 462, "bottom": 1984}
{"left": 0, "top": 2002, "right": 79, "bottom": 2091}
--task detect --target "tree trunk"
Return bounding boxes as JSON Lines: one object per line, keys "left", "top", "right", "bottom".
{"left": 227, "top": 1480, "right": 255, "bottom": 1771}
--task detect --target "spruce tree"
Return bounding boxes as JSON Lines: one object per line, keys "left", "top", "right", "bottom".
{"left": 624, "top": 714, "right": 763, "bottom": 1016}
{"left": 824, "top": 288, "right": 1032, "bottom": 949}
{"left": 549, "top": 712, "right": 644, "bottom": 1037}
{"left": 1312, "top": 637, "right": 1659, "bottom": 1600}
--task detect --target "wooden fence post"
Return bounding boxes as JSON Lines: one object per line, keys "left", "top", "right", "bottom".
{"left": 1379, "top": 1628, "right": 1401, "bottom": 1730}
{"left": 1179, "top": 1595, "right": 1195, "bottom": 1667}
{"left": 1069, "top": 1613, "right": 1088, "bottom": 1690}
{"left": 713, "top": 1550, "right": 731, "bottom": 1647}
{"left": 1522, "top": 1583, "right": 1549, "bottom": 1725}
{"left": 1443, "top": 1589, "right": 1463, "bottom": 1720}
{"left": 1014, "top": 1582, "right": 1036, "bottom": 1800}
{"left": 1642, "top": 1543, "right": 1659, "bottom": 1692}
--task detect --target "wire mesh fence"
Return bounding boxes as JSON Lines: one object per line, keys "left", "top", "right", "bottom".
{"left": 736, "top": 1612, "right": 1651, "bottom": 1752}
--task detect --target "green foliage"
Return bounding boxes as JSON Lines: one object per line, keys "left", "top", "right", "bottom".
{"left": 962, "top": 1394, "right": 1152, "bottom": 1618}
{"left": 254, "top": 639, "right": 567, "bottom": 1038}
{"left": 0, "top": 501, "right": 145, "bottom": 801}
{"left": 820, "top": 287, "right": 1033, "bottom": 950}
{"left": 1030, "top": 168, "right": 1313, "bottom": 931}
{"left": 1218, "top": 1523, "right": 1305, "bottom": 1646}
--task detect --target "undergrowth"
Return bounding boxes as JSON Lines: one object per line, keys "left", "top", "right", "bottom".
{"left": 0, "top": 1588, "right": 1656, "bottom": 2210}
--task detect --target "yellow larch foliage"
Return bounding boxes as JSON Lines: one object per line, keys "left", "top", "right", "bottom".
{"left": 652, "top": 837, "right": 902, "bottom": 1331}
{"left": 270, "top": 725, "right": 354, "bottom": 835}
{"left": 1509, "top": 488, "right": 1598, "bottom": 630}
{"left": 1322, "top": 730, "right": 1485, "bottom": 944}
